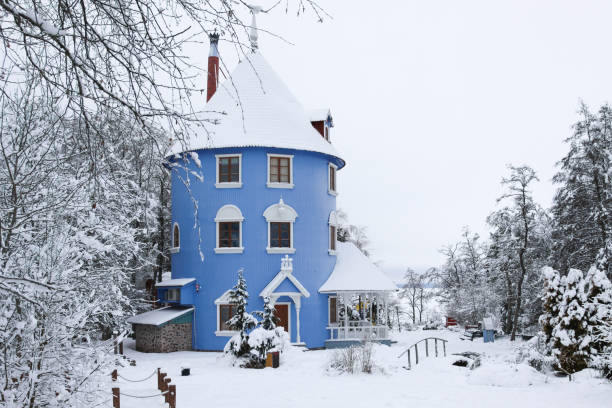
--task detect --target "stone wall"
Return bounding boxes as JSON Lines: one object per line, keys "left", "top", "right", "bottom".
{"left": 133, "top": 316, "right": 192, "bottom": 353}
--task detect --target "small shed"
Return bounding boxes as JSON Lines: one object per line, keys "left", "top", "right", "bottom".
{"left": 127, "top": 307, "right": 194, "bottom": 353}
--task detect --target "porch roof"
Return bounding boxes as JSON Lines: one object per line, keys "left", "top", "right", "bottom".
{"left": 319, "top": 242, "right": 398, "bottom": 293}
{"left": 155, "top": 278, "right": 195, "bottom": 287}
{"left": 127, "top": 306, "right": 194, "bottom": 326}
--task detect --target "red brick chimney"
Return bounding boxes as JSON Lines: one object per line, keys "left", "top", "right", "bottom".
{"left": 206, "top": 33, "right": 220, "bottom": 102}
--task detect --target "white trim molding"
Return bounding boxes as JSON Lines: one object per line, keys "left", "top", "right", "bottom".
{"left": 263, "top": 198, "right": 298, "bottom": 254}
{"left": 215, "top": 153, "right": 243, "bottom": 188}
{"left": 214, "top": 204, "right": 244, "bottom": 254}
{"left": 328, "top": 162, "right": 338, "bottom": 196}
{"left": 266, "top": 153, "right": 294, "bottom": 189}
{"left": 170, "top": 222, "right": 180, "bottom": 253}
{"left": 215, "top": 290, "right": 238, "bottom": 337}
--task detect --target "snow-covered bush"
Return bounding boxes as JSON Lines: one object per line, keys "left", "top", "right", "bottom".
{"left": 248, "top": 327, "right": 290, "bottom": 366}
{"left": 584, "top": 266, "right": 612, "bottom": 379}
{"left": 329, "top": 342, "right": 378, "bottom": 374}
{"left": 515, "top": 336, "right": 555, "bottom": 373}
{"left": 224, "top": 269, "right": 258, "bottom": 360}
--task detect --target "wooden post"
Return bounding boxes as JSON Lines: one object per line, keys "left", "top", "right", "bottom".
{"left": 119, "top": 341, "right": 123, "bottom": 355}
{"left": 415, "top": 344, "right": 419, "bottom": 365}
{"left": 169, "top": 384, "right": 176, "bottom": 408}
{"left": 443, "top": 341, "right": 446, "bottom": 357}
{"left": 407, "top": 350, "right": 411, "bottom": 370}
{"left": 425, "top": 339, "right": 429, "bottom": 357}
{"left": 164, "top": 378, "right": 171, "bottom": 403}
{"left": 111, "top": 369, "right": 117, "bottom": 382}
{"left": 157, "top": 368, "right": 161, "bottom": 390}
{"left": 435, "top": 339, "right": 438, "bottom": 357}
{"left": 112, "top": 387, "right": 120, "bottom": 408}
{"left": 160, "top": 373, "right": 167, "bottom": 392}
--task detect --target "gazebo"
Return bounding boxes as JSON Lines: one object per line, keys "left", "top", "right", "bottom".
{"left": 319, "top": 242, "right": 398, "bottom": 348}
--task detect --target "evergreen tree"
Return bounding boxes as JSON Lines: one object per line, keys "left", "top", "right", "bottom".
{"left": 551, "top": 269, "right": 589, "bottom": 374}
{"left": 584, "top": 266, "right": 612, "bottom": 377}
{"left": 539, "top": 267, "right": 563, "bottom": 350}
{"left": 551, "top": 103, "right": 612, "bottom": 278}
{"left": 258, "top": 297, "right": 279, "bottom": 330}
{"left": 225, "top": 269, "right": 258, "bottom": 358}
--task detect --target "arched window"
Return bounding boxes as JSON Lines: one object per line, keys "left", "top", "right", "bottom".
{"left": 214, "top": 205, "right": 244, "bottom": 254}
{"left": 328, "top": 211, "right": 338, "bottom": 255}
{"left": 170, "top": 222, "right": 180, "bottom": 253}
{"left": 263, "top": 198, "right": 298, "bottom": 254}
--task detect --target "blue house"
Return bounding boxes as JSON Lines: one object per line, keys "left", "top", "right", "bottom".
{"left": 128, "top": 30, "right": 397, "bottom": 352}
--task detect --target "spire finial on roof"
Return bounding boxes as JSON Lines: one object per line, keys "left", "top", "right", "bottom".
{"left": 248, "top": 5, "right": 263, "bottom": 52}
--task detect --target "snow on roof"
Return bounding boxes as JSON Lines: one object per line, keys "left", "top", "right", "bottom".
{"left": 308, "top": 108, "right": 332, "bottom": 123}
{"left": 155, "top": 278, "right": 196, "bottom": 287}
{"left": 169, "top": 52, "right": 344, "bottom": 168}
{"left": 127, "top": 307, "right": 194, "bottom": 326}
{"left": 319, "top": 242, "right": 398, "bottom": 293}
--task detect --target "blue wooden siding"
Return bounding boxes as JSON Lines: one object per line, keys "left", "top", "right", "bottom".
{"left": 169, "top": 147, "right": 340, "bottom": 350}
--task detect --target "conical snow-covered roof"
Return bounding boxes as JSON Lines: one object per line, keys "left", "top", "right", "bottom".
{"left": 169, "top": 52, "right": 344, "bottom": 167}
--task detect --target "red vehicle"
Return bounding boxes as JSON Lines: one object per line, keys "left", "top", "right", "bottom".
{"left": 445, "top": 317, "right": 458, "bottom": 327}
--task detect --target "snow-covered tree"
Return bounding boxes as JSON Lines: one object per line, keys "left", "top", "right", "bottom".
{"left": 257, "top": 296, "right": 279, "bottom": 330}
{"left": 539, "top": 267, "right": 563, "bottom": 350}
{"left": 249, "top": 297, "right": 289, "bottom": 367}
{"left": 224, "top": 269, "right": 258, "bottom": 359}
{"left": 551, "top": 103, "right": 612, "bottom": 278}
{"left": 584, "top": 266, "right": 612, "bottom": 377}
{"left": 551, "top": 269, "right": 589, "bottom": 374}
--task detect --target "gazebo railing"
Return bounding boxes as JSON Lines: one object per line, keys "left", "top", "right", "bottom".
{"left": 326, "top": 324, "right": 389, "bottom": 341}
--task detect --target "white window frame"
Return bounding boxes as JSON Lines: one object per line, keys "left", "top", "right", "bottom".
{"left": 170, "top": 222, "right": 180, "bottom": 254}
{"left": 166, "top": 288, "right": 180, "bottom": 302}
{"left": 328, "top": 163, "right": 338, "bottom": 196}
{"left": 214, "top": 204, "right": 244, "bottom": 254}
{"left": 263, "top": 199, "right": 298, "bottom": 254}
{"left": 215, "top": 153, "right": 243, "bottom": 188}
{"left": 328, "top": 295, "right": 339, "bottom": 325}
{"left": 266, "top": 153, "right": 294, "bottom": 189}
{"left": 215, "top": 290, "right": 238, "bottom": 336}
{"left": 328, "top": 210, "right": 338, "bottom": 255}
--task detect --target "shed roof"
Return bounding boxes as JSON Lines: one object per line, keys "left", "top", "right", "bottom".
{"left": 155, "top": 278, "right": 196, "bottom": 287}
{"left": 127, "top": 307, "right": 194, "bottom": 326}
{"left": 319, "top": 242, "right": 398, "bottom": 293}
{"left": 168, "top": 52, "right": 344, "bottom": 168}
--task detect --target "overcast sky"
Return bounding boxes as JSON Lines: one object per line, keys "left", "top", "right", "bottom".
{"left": 191, "top": 1, "right": 612, "bottom": 279}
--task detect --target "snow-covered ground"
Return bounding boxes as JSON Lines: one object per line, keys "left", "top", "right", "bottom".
{"left": 113, "top": 330, "right": 611, "bottom": 408}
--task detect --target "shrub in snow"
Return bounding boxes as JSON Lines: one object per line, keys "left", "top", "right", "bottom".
{"left": 540, "top": 267, "right": 563, "bottom": 351}
{"left": 550, "top": 269, "right": 589, "bottom": 374}
{"left": 329, "top": 342, "right": 378, "bottom": 374}
{"left": 245, "top": 297, "right": 290, "bottom": 367}
{"left": 584, "top": 266, "right": 612, "bottom": 379}
{"left": 516, "top": 336, "right": 555, "bottom": 373}
{"left": 224, "top": 269, "right": 258, "bottom": 359}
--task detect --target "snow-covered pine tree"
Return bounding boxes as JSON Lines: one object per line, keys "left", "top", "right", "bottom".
{"left": 584, "top": 266, "right": 612, "bottom": 377}
{"left": 551, "top": 269, "right": 589, "bottom": 374}
{"left": 248, "top": 296, "right": 289, "bottom": 367}
{"left": 259, "top": 296, "right": 279, "bottom": 330}
{"left": 539, "top": 267, "right": 563, "bottom": 350}
{"left": 225, "top": 269, "right": 258, "bottom": 358}
{"left": 551, "top": 103, "right": 612, "bottom": 278}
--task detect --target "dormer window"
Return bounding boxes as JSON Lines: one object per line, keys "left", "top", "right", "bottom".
{"left": 215, "top": 154, "right": 242, "bottom": 188}
{"left": 309, "top": 109, "right": 333, "bottom": 143}
{"left": 267, "top": 154, "right": 294, "bottom": 188}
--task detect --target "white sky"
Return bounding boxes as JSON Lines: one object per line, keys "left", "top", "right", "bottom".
{"left": 189, "top": 1, "right": 612, "bottom": 277}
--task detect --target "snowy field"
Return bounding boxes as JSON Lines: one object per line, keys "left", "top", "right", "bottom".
{"left": 112, "top": 330, "right": 611, "bottom": 408}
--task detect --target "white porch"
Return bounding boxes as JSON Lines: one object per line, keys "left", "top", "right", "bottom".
{"left": 319, "top": 242, "right": 398, "bottom": 347}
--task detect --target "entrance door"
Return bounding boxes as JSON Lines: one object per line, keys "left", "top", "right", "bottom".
{"left": 274, "top": 304, "right": 289, "bottom": 333}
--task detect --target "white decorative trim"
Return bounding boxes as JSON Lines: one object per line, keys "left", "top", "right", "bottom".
{"left": 215, "top": 204, "right": 244, "bottom": 253}
{"left": 328, "top": 249, "right": 337, "bottom": 256}
{"left": 214, "top": 247, "right": 244, "bottom": 254}
{"left": 267, "top": 247, "right": 296, "bottom": 254}
{"left": 328, "top": 162, "right": 338, "bottom": 196}
{"left": 215, "top": 330, "right": 238, "bottom": 337}
{"left": 263, "top": 198, "right": 298, "bottom": 223}
{"left": 215, "top": 153, "right": 242, "bottom": 188}
{"left": 266, "top": 153, "right": 294, "bottom": 189}
{"left": 328, "top": 211, "right": 339, "bottom": 226}
{"left": 260, "top": 256, "right": 311, "bottom": 298}
{"left": 214, "top": 290, "right": 233, "bottom": 305}
{"left": 169, "top": 247, "right": 180, "bottom": 254}
{"left": 215, "top": 182, "right": 243, "bottom": 189}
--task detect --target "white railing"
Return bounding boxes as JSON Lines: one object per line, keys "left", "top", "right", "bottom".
{"left": 326, "top": 324, "right": 389, "bottom": 341}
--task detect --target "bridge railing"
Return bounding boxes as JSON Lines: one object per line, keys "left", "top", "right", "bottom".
{"left": 397, "top": 337, "right": 447, "bottom": 370}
